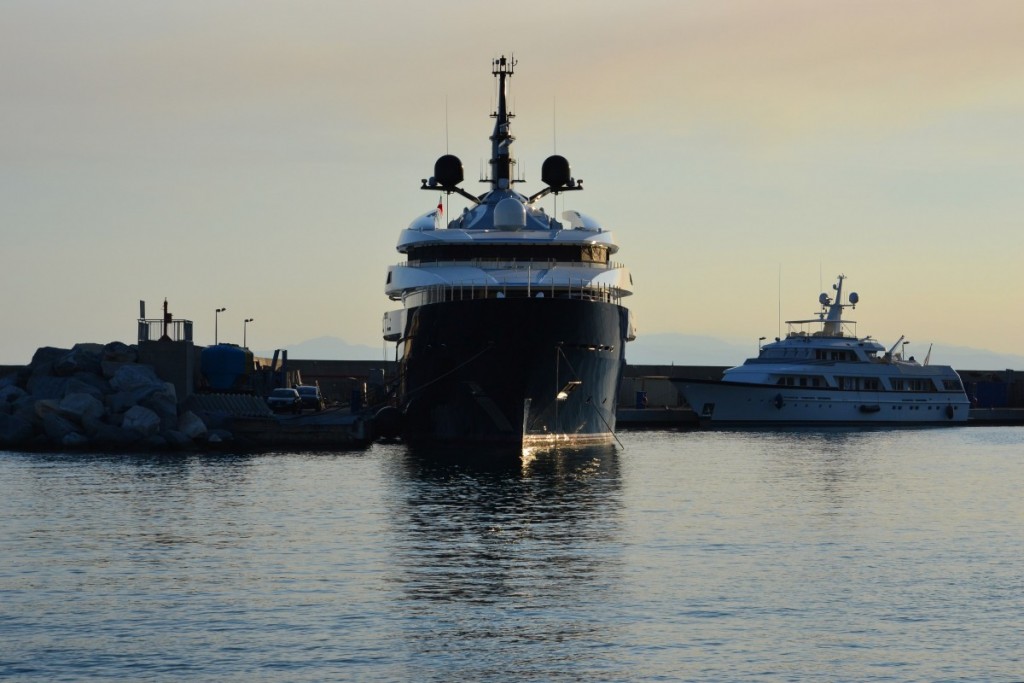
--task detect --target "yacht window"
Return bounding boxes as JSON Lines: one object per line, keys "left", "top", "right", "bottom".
{"left": 406, "top": 244, "right": 609, "bottom": 264}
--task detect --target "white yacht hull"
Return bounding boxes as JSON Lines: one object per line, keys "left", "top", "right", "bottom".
{"left": 674, "top": 378, "right": 970, "bottom": 427}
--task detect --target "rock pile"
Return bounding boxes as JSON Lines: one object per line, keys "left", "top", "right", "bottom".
{"left": 0, "top": 342, "right": 216, "bottom": 451}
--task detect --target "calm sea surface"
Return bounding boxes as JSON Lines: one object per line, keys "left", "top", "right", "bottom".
{"left": 2, "top": 427, "right": 1022, "bottom": 682}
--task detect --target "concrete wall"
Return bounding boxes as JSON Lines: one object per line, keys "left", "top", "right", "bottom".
{"left": 619, "top": 365, "right": 727, "bottom": 409}
{"left": 285, "top": 359, "right": 396, "bottom": 407}
{"left": 138, "top": 339, "right": 195, "bottom": 405}
{"left": 958, "top": 369, "right": 1022, "bottom": 408}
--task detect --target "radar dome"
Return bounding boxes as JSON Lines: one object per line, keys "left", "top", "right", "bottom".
{"left": 541, "top": 155, "right": 571, "bottom": 189}
{"left": 849, "top": 292, "right": 859, "bottom": 305}
{"left": 493, "top": 197, "right": 527, "bottom": 230}
{"left": 819, "top": 293, "right": 830, "bottom": 305}
{"left": 434, "top": 154, "right": 464, "bottom": 188}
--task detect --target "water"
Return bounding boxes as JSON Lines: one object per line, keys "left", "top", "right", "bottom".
{"left": 2, "top": 428, "right": 1022, "bottom": 682}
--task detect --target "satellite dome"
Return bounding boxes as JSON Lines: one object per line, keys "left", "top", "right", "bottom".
{"left": 434, "top": 154, "right": 464, "bottom": 188}
{"left": 849, "top": 292, "right": 859, "bottom": 304}
{"left": 541, "top": 155, "right": 571, "bottom": 189}
{"left": 493, "top": 197, "right": 527, "bottom": 230}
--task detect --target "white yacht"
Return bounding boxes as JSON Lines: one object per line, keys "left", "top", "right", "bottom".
{"left": 672, "top": 275, "right": 969, "bottom": 426}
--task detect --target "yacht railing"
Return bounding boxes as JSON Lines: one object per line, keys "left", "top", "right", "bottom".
{"left": 400, "top": 280, "right": 625, "bottom": 307}
{"left": 395, "top": 258, "right": 627, "bottom": 271}
{"left": 785, "top": 319, "right": 858, "bottom": 339}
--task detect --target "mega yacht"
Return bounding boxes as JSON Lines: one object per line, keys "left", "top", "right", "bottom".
{"left": 673, "top": 275, "right": 969, "bottom": 426}
{"left": 382, "top": 56, "right": 636, "bottom": 448}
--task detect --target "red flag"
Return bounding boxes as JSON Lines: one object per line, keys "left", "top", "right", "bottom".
{"left": 437, "top": 196, "right": 444, "bottom": 215}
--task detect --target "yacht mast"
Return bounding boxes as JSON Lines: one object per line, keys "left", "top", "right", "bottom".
{"left": 489, "top": 55, "right": 516, "bottom": 191}
{"left": 823, "top": 274, "right": 846, "bottom": 336}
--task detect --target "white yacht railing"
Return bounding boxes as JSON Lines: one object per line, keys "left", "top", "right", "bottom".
{"left": 400, "top": 280, "right": 625, "bottom": 307}
{"left": 785, "top": 319, "right": 858, "bottom": 339}
{"left": 395, "top": 258, "right": 627, "bottom": 271}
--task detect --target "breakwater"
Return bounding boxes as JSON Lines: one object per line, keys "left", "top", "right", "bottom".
{"left": 0, "top": 343, "right": 216, "bottom": 451}
{"left": 3, "top": 341, "right": 1023, "bottom": 451}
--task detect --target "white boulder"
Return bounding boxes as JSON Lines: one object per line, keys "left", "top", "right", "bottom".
{"left": 122, "top": 405, "right": 161, "bottom": 437}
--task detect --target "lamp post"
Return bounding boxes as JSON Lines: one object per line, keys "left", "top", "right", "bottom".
{"left": 758, "top": 336, "right": 766, "bottom": 353}
{"left": 901, "top": 340, "right": 909, "bottom": 360}
{"left": 215, "top": 307, "right": 226, "bottom": 344}
{"left": 244, "top": 318, "right": 254, "bottom": 348}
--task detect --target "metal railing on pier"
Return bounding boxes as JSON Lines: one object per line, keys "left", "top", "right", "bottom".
{"left": 138, "top": 318, "right": 193, "bottom": 343}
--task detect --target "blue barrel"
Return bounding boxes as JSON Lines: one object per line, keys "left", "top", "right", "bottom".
{"left": 201, "top": 343, "right": 251, "bottom": 391}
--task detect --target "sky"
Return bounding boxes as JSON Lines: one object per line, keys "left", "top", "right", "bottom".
{"left": 2, "top": 0, "right": 1022, "bottom": 366}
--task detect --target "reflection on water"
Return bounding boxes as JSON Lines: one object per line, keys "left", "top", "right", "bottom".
{"left": 381, "top": 445, "right": 624, "bottom": 678}
{"left": 3, "top": 429, "right": 1022, "bottom": 682}
{"left": 714, "top": 428, "right": 902, "bottom": 516}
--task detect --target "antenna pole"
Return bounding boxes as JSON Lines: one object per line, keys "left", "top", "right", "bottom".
{"left": 777, "top": 265, "right": 782, "bottom": 340}
{"left": 553, "top": 96, "right": 557, "bottom": 153}
{"left": 552, "top": 96, "right": 558, "bottom": 219}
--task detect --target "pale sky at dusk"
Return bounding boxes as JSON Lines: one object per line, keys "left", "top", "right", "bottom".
{"left": 2, "top": 1, "right": 1022, "bottom": 365}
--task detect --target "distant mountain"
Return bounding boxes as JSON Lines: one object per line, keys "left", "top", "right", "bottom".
{"left": 264, "top": 333, "right": 1023, "bottom": 371}
{"left": 256, "top": 336, "right": 386, "bottom": 361}
{"left": 626, "top": 333, "right": 753, "bottom": 366}
{"left": 628, "top": 332, "right": 1024, "bottom": 371}
{"left": 913, "top": 344, "right": 1024, "bottom": 372}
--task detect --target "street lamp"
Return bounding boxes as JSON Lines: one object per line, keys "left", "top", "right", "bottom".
{"left": 215, "top": 307, "right": 226, "bottom": 344}
{"left": 244, "top": 318, "right": 254, "bottom": 348}
{"left": 758, "top": 336, "right": 766, "bottom": 353}
{"left": 901, "top": 340, "right": 910, "bottom": 360}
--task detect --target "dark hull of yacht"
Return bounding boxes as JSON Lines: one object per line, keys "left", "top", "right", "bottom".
{"left": 397, "top": 297, "right": 629, "bottom": 449}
